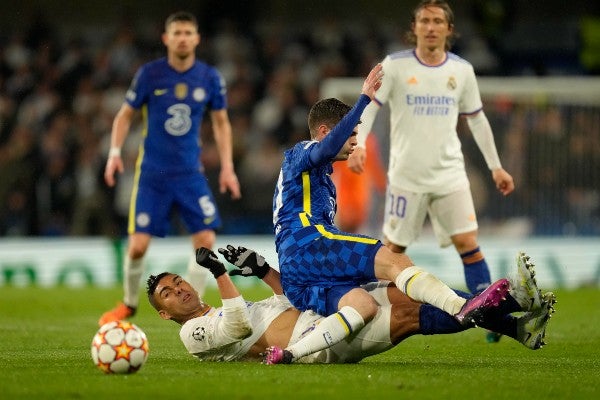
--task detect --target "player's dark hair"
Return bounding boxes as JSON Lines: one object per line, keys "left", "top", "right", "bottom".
{"left": 165, "top": 11, "right": 198, "bottom": 31}
{"left": 146, "top": 272, "right": 171, "bottom": 310}
{"left": 308, "top": 98, "right": 354, "bottom": 139}
{"left": 405, "top": 0, "right": 458, "bottom": 51}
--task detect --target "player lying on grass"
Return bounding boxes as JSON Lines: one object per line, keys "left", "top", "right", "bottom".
{"left": 146, "top": 246, "right": 556, "bottom": 364}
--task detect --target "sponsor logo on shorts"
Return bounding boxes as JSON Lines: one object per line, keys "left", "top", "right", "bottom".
{"left": 136, "top": 213, "right": 150, "bottom": 228}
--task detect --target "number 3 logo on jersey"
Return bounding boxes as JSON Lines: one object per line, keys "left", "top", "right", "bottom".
{"left": 165, "top": 103, "right": 192, "bottom": 136}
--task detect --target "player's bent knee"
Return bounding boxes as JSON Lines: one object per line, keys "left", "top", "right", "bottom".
{"left": 339, "top": 289, "right": 379, "bottom": 322}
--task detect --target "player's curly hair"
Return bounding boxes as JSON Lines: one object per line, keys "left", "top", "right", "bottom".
{"left": 308, "top": 98, "right": 355, "bottom": 139}
{"left": 146, "top": 272, "right": 171, "bottom": 310}
{"left": 405, "top": 0, "right": 458, "bottom": 51}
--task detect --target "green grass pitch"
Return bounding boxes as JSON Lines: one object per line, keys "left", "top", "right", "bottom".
{"left": 1, "top": 284, "right": 598, "bottom": 399}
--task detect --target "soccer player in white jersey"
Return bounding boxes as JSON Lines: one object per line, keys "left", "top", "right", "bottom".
{"left": 349, "top": 1, "right": 514, "bottom": 310}
{"left": 146, "top": 245, "right": 555, "bottom": 364}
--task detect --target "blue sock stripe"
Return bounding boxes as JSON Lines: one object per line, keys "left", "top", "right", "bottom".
{"left": 403, "top": 272, "right": 421, "bottom": 295}
{"left": 460, "top": 246, "right": 481, "bottom": 259}
{"left": 336, "top": 311, "right": 353, "bottom": 334}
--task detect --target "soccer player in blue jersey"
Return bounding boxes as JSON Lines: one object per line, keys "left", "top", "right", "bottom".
{"left": 266, "top": 63, "right": 510, "bottom": 364}
{"left": 99, "top": 11, "right": 241, "bottom": 326}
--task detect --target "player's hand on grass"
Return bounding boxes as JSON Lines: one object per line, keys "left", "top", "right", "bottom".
{"left": 219, "top": 245, "right": 270, "bottom": 279}
{"left": 195, "top": 247, "right": 227, "bottom": 278}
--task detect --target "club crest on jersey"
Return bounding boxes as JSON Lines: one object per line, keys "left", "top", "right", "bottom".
{"left": 175, "top": 83, "right": 188, "bottom": 100}
{"left": 447, "top": 76, "right": 457, "bottom": 90}
{"left": 193, "top": 88, "right": 206, "bottom": 102}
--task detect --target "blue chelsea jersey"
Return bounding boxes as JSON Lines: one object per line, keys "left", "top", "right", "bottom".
{"left": 272, "top": 94, "right": 371, "bottom": 236}
{"left": 273, "top": 141, "right": 338, "bottom": 233}
{"left": 125, "top": 58, "right": 227, "bottom": 176}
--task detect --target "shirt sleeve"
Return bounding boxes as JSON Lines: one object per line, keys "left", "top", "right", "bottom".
{"left": 208, "top": 67, "right": 228, "bottom": 111}
{"left": 356, "top": 100, "right": 379, "bottom": 148}
{"left": 466, "top": 111, "right": 502, "bottom": 170}
{"left": 459, "top": 64, "right": 483, "bottom": 115}
{"left": 356, "top": 55, "right": 393, "bottom": 148}
{"left": 125, "top": 66, "right": 148, "bottom": 109}
{"left": 180, "top": 295, "right": 253, "bottom": 357}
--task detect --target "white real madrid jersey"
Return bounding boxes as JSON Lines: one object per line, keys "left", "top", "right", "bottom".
{"left": 366, "top": 50, "right": 483, "bottom": 194}
{"left": 179, "top": 295, "right": 292, "bottom": 362}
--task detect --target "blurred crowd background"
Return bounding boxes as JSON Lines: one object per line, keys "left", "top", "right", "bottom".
{"left": 0, "top": 0, "right": 599, "bottom": 238}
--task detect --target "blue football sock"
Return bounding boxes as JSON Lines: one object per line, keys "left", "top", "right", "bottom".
{"left": 461, "top": 247, "right": 492, "bottom": 293}
{"left": 419, "top": 304, "right": 465, "bottom": 335}
{"left": 419, "top": 288, "right": 518, "bottom": 338}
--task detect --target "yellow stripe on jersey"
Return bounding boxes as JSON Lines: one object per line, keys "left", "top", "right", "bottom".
{"left": 299, "top": 212, "right": 310, "bottom": 227}
{"left": 315, "top": 225, "right": 379, "bottom": 244}
{"left": 299, "top": 171, "right": 312, "bottom": 227}
{"left": 127, "top": 105, "right": 148, "bottom": 234}
{"left": 296, "top": 169, "right": 379, "bottom": 244}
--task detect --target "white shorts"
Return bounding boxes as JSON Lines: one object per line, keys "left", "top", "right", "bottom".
{"left": 291, "top": 284, "right": 394, "bottom": 364}
{"left": 382, "top": 185, "right": 478, "bottom": 248}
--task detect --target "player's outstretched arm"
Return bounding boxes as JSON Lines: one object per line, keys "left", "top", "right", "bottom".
{"left": 219, "top": 245, "right": 283, "bottom": 295}
{"left": 361, "top": 63, "right": 383, "bottom": 100}
{"left": 195, "top": 247, "right": 240, "bottom": 300}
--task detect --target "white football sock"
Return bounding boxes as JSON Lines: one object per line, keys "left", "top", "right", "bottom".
{"left": 395, "top": 266, "right": 466, "bottom": 315}
{"left": 123, "top": 256, "right": 144, "bottom": 308}
{"left": 286, "top": 306, "right": 365, "bottom": 361}
{"left": 186, "top": 252, "right": 209, "bottom": 298}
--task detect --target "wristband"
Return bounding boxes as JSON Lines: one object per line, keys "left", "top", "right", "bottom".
{"left": 108, "top": 147, "right": 121, "bottom": 158}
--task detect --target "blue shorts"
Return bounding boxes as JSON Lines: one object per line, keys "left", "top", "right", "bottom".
{"left": 129, "top": 171, "right": 221, "bottom": 237}
{"left": 277, "top": 225, "right": 383, "bottom": 316}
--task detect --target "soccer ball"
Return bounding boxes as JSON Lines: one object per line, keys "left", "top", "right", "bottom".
{"left": 91, "top": 320, "right": 149, "bottom": 374}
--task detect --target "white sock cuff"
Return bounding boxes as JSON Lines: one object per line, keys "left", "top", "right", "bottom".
{"left": 395, "top": 266, "right": 425, "bottom": 294}
{"left": 123, "top": 256, "right": 145, "bottom": 308}
{"left": 338, "top": 306, "right": 365, "bottom": 333}
{"left": 126, "top": 256, "right": 144, "bottom": 271}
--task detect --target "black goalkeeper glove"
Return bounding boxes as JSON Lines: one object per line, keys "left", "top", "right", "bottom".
{"left": 218, "top": 245, "right": 270, "bottom": 279}
{"left": 195, "top": 247, "right": 227, "bottom": 279}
